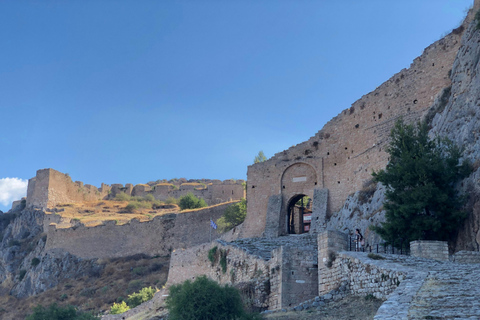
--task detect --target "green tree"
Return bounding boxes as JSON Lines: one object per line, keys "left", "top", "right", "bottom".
{"left": 216, "top": 199, "right": 247, "bottom": 232}
{"left": 26, "top": 303, "right": 98, "bottom": 320}
{"left": 165, "top": 275, "right": 259, "bottom": 320}
{"left": 371, "top": 119, "right": 471, "bottom": 245}
{"left": 178, "top": 193, "right": 208, "bottom": 210}
{"left": 253, "top": 151, "right": 267, "bottom": 164}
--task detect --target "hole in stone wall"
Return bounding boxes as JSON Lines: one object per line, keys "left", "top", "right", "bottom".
{"left": 283, "top": 186, "right": 285, "bottom": 189}
{"left": 360, "top": 103, "right": 365, "bottom": 110}
{"left": 345, "top": 147, "right": 347, "bottom": 150}
{"left": 432, "top": 63, "right": 435, "bottom": 66}
{"left": 337, "top": 181, "right": 340, "bottom": 184}
{"left": 232, "top": 190, "right": 234, "bottom": 195}
{"left": 408, "top": 107, "right": 411, "bottom": 111}
{"left": 334, "top": 163, "right": 337, "bottom": 166}
{"left": 413, "top": 99, "right": 418, "bottom": 104}
{"left": 388, "top": 106, "right": 390, "bottom": 109}
{"left": 314, "top": 182, "right": 317, "bottom": 185}
{"left": 252, "top": 186, "right": 255, "bottom": 189}
{"left": 355, "top": 124, "right": 359, "bottom": 128}
{"left": 292, "top": 271, "right": 295, "bottom": 275}
{"left": 378, "top": 113, "right": 382, "bottom": 119}
{"left": 327, "top": 152, "right": 330, "bottom": 155}
{"left": 349, "top": 106, "right": 355, "bottom": 114}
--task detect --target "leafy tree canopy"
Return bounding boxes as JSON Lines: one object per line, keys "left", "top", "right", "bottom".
{"left": 166, "top": 275, "right": 260, "bottom": 320}
{"left": 253, "top": 151, "right": 267, "bottom": 164}
{"left": 371, "top": 119, "right": 471, "bottom": 244}
{"left": 178, "top": 192, "right": 208, "bottom": 210}
{"left": 217, "top": 199, "right": 247, "bottom": 232}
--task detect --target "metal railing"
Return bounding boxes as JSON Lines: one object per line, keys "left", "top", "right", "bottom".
{"left": 348, "top": 236, "right": 410, "bottom": 255}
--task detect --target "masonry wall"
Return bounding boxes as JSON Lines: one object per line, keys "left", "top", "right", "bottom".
{"left": 167, "top": 241, "right": 273, "bottom": 311}
{"left": 44, "top": 202, "right": 234, "bottom": 259}
{"left": 25, "top": 168, "right": 244, "bottom": 209}
{"left": 242, "top": 19, "right": 469, "bottom": 238}
{"left": 317, "top": 231, "right": 405, "bottom": 300}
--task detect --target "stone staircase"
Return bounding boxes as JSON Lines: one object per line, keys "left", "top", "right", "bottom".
{"left": 218, "top": 233, "right": 318, "bottom": 261}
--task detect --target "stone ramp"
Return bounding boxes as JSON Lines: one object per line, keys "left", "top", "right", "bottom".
{"left": 408, "top": 265, "right": 480, "bottom": 320}
{"left": 359, "top": 253, "right": 480, "bottom": 320}
{"left": 218, "top": 234, "right": 318, "bottom": 261}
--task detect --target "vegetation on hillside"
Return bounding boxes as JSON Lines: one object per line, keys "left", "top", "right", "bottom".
{"left": 178, "top": 193, "right": 207, "bottom": 210}
{"left": 26, "top": 303, "right": 99, "bottom": 320}
{"left": 216, "top": 199, "right": 247, "bottom": 232}
{"left": 371, "top": 119, "right": 471, "bottom": 245}
{"left": 166, "top": 275, "right": 261, "bottom": 320}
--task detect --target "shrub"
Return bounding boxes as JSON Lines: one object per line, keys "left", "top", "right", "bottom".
{"left": 110, "top": 301, "right": 130, "bottom": 315}
{"left": 115, "top": 192, "right": 131, "bottom": 201}
{"left": 144, "top": 194, "right": 155, "bottom": 202}
{"left": 131, "top": 267, "right": 147, "bottom": 276}
{"left": 217, "top": 199, "right": 246, "bottom": 232}
{"left": 208, "top": 246, "right": 218, "bottom": 264}
{"left": 166, "top": 275, "right": 259, "bottom": 320}
{"left": 127, "top": 279, "right": 144, "bottom": 293}
{"left": 178, "top": 193, "right": 207, "bottom": 210}
{"left": 31, "top": 257, "right": 40, "bottom": 267}
{"left": 59, "top": 294, "right": 68, "bottom": 301}
{"left": 26, "top": 303, "right": 98, "bottom": 320}
{"left": 164, "top": 197, "right": 178, "bottom": 205}
{"left": 127, "top": 286, "right": 156, "bottom": 308}
{"left": 125, "top": 203, "right": 138, "bottom": 213}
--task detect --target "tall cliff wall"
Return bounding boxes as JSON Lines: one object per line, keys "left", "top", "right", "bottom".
{"left": 242, "top": 8, "right": 474, "bottom": 239}
{"left": 427, "top": 2, "right": 480, "bottom": 251}
{"left": 44, "top": 202, "right": 233, "bottom": 259}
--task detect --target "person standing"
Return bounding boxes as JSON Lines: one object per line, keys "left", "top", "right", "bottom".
{"left": 355, "top": 228, "right": 364, "bottom": 252}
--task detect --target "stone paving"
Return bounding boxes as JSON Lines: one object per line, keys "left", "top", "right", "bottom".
{"left": 340, "top": 252, "right": 480, "bottom": 320}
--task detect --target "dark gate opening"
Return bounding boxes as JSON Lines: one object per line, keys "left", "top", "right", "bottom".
{"left": 287, "top": 194, "right": 312, "bottom": 234}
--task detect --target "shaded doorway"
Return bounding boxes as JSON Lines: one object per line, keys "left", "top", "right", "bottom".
{"left": 287, "top": 194, "right": 312, "bottom": 234}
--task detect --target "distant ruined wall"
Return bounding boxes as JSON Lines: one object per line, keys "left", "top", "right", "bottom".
{"left": 45, "top": 203, "right": 233, "bottom": 259}
{"left": 242, "top": 14, "right": 471, "bottom": 238}
{"left": 25, "top": 168, "right": 245, "bottom": 209}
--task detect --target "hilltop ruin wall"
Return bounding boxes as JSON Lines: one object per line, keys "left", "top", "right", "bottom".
{"left": 242, "top": 16, "right": 471, "bottom": 238}
{"left": 25, "top": 168, "right": 245, "bottom": 209}
{"left": 45, "top": 202, "right": 233, "bottom": 259}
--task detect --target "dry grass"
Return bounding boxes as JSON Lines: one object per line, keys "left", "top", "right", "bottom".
{"left": 0, "top": 255, "right": 170, "bottom": 320}
{"left": 51, "top": 200, "right": 180, "bottom": 227}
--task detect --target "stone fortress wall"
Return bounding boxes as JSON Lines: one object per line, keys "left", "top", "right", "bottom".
{"left": 25, "top": 168, "right": 245, "bottom": 210}
{"left": 241, "top": 14, "right": 471, "bottom": 239}
{"left": 45, "top": 202, "right": 234, "bottom": 259}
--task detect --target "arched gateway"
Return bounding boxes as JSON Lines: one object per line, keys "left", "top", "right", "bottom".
{"left": 264, "top": 162, "right": 328, "bottom": 238}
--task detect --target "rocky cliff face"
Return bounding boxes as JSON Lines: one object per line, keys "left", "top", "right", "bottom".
{"left": 0, "top": 208, "right": 101, "bottom": 298}
{"left": 428, "top": 12, "right": 480, "bottom": 251}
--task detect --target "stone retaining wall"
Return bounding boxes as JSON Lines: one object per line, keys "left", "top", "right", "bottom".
{"left": 452, "top": 250, "right": 480, "bottom": 263}
{"left": 410, "top": 240, "right": 449, "bottom": 261}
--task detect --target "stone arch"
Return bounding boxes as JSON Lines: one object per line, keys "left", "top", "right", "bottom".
{"left": 286, "top": 193, "right": 311, "bottom": 234}
{"left": 279, "top": 163, "right": 317, "bottom": 235}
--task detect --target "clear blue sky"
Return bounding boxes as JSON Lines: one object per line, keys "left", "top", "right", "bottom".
{"left": 0, "top": 0, "right": 473, "bottom": 211}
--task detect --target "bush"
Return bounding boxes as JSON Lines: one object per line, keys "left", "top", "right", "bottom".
{"left": 144, "top": 194, "right": 155, "bottom": 202}
{"left": 178, "top": 193, "right": 207, "bottom": 210}
{"left": 26, "top": 303, "right": 99, "bottom": 320}
{"left": 166, "top": 276, "right": 259, "bottom": 320}
{"left": 217, "top": 199, "right": 247, "bottom": 232}
{"left": 31, "top": 257, "right": 40, "bottom": 267}
{"left": 115, "top": 192, "right": 131, "bottom": 201}
{"left": 127, "top": 286, "right": 156, "bottom": 308}
{"left": 110, "top": 301, "right": 130, "bottom": 315}
{"left": 164, "top": 197, "right": 178, "bottom": 205}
